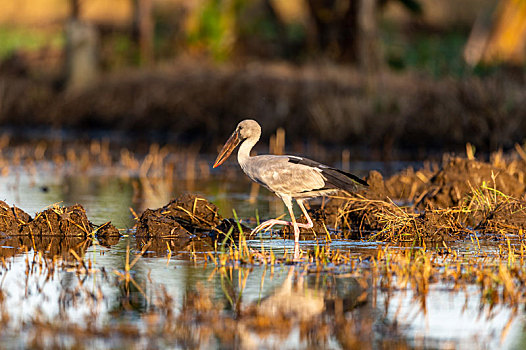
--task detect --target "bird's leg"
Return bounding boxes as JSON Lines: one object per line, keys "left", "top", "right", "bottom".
{"left": 250, "top": 194, "right": 301, "bottom": 259}
{"left": 285, "top": 203, "right": 301, "bottom": 260}
{"left": 252, "top": 195, "right": 296, "bottom": 234}
{"left": 296, "top": 199, "right": 314, "bottom": 229}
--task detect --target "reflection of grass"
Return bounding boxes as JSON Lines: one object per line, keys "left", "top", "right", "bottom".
{"left": 0, "top": 26, "right": 62, "bottom": 58}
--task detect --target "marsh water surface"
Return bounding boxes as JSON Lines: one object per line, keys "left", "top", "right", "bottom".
{"left": 0, "top": 159, "right": 524, "bottom": 349}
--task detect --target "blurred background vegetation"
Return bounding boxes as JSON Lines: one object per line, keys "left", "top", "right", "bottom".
{"left": 0, "top": 0, "right": 525, "bottom": 158}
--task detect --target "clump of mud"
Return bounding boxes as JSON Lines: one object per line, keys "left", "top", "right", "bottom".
{"left": 414, "top": 157, "right": 525, "bottom": 208}
{"left": 364, "top": 157, "right": 526, "bottom": 209}
{"left": 0, "top": 201, "right": 32, "bottom": 233}
{"left": 0, "top": 201, "right": 119, "bottom": 238}
{"left": 135, "top": 193, "right": 249, "bottom": 239}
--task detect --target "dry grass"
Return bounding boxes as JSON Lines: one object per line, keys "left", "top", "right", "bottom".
{"left": 334, "top": 184, "right": 526, "bottom": 243}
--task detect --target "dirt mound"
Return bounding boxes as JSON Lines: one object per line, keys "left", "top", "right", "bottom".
{"left": 0, "top": 201, "right": 32, "bottom": 233}
{"left": 135, "top": 208, "right": 193, "bottom": 239}
{"left": 384, "top": 167, "right": 435, "bottom": 203}
{"left": 364, "top": 170, "right": 390, "bottom": 200}
{"left": 21, "top": 204, "right": 93, "bottom": 236}
{"left": 374, "top": 157, "right": 525, "bottom": 208}
{"left": 135, "top": 193, "right": 219, "bottom": 238}
{"left": 166, "top": 193, "right": 222, "bottom": 230}
{"left": 286, "top": 195, "right": 521, "bottom": 243}
{"left": 337, "top": 155, "right": 526, "bottom": 242}
{"left": 93, "top": 222, "right": 121, "bottom": 242}
{"left": 336, "top": 198, "right": 470, "bottom": 242}
{"left": 341, "top": 193, "right": 526, "bottom": 242}
{"left": 135, "top": 194, "right": 248, "bottom": 239}
{"left": 416, "top": 158, "right": 525, "bottom": 208}
{"left": 0, "top": 202, "right": 119, "bottom": 238}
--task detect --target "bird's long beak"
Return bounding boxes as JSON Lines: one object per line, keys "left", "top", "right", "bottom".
{"left": 213, "top": 130, "right": 241, "bottom": 168}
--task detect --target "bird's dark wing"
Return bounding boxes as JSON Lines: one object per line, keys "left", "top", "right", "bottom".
{"left": 287, "top": 156, "right": 368, "bottom": 193}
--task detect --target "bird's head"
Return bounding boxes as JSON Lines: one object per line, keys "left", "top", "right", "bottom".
{"left": 236, "top": 119, "right": 261, "bottom": 140}
{"left": 213, "top": 119, "right": 261, "bottom": 168}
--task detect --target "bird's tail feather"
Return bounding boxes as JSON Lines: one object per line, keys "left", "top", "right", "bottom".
{"left": 286, "top": 156, "right": 368, "bottom": 193}
{"left": 321, "top": 168, "right": 368, "bottom": 193}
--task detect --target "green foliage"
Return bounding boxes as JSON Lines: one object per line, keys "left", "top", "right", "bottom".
{"left": 383, "top": 26, "right": 471, "bottom": 77}
{"left": 186, "top": 0, "right": 241, "bottom": 61}
{"left": 0, "top": 26, "right": 62, "bottom": 59}
{"left": 99, "top": 34, "right": 141, "bottom": 69}
{"left": 405, "top": 32, "right": 468, "bottom": 77}
{"left": 186, "top": 0, "right": 306, "bottom": 61}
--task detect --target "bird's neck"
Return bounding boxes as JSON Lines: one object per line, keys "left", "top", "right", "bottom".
{"left": 237, "top": 136, "right": 258, "bottom": 167}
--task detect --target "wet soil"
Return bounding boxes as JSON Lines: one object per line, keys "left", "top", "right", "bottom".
{"left": 0, "top": 201, "right": 119, "bottom": 238}
{"left": 373, "top": 156, "right": 526, "bottom": 207}
{"left": 135, "top": 193, "right": 249, "bottom": 240}
{"left": 412, "top": 157, "right": 524, "bottom": 208}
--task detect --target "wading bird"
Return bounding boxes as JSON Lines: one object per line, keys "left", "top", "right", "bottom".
{"left": 213, "top": 119, "right": 368, "bottom": 259}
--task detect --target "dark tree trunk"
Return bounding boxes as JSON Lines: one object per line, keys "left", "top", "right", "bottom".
{"left": 132, "top": 0, "right": 154, "bottom": 65}
{"left": 70, "top": 0, "right": 80, "bottom": 19}
{"left": 339, "top": 0, "right": 359, "bottom": 63}
{"left": 263, "top": 0, "right": 287, "bottom": 56}
{"left": 306, "top": 0, "right": 336, "bottom": 52}
{"left": 305, "top": 0, "right": 381, "bottom": 69}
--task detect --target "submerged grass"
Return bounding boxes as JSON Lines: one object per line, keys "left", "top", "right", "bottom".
{"left": 207, "top": 234, "right": 526, "bottom": 314}
{"left": 1, "top": 227, "right": 526, "bottom": 348}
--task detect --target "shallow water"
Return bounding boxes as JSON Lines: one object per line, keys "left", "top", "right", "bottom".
{"left": 0, "top": 162, "right": 525, "bottom": 349}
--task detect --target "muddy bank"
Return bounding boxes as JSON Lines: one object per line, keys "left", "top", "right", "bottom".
{"left": 135, "top": 193, "right": 249, "bottom": 241}
{"left": 0, "top": 201, "right": 119, "bottom": 238}
{"left": 381, "top": 156, "right": 526, "bottom": 208}
{"left": 1, "top": 61, "right": 526, "bottom": 154}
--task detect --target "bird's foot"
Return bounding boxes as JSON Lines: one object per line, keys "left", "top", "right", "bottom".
{"left": 251, "top": 219, "right": 292, "bottom": 235}
{"left": 293, "top": 243, "right": 301, "bottom": 261}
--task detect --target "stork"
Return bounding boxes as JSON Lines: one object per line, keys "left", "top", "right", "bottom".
{"left": 213, "top": 119, "right": 368, "bottom": 259}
